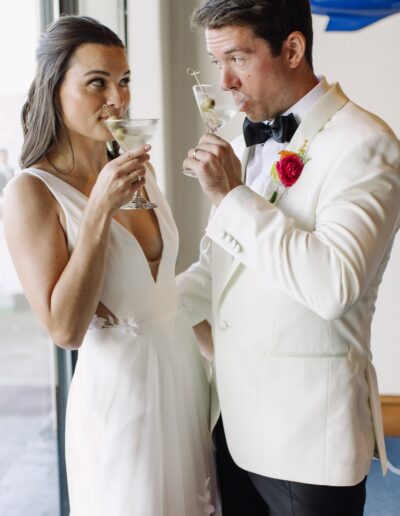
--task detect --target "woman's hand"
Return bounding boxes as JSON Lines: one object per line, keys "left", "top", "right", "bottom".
{"left": 89, "top": 144, "right": 151, "bottom": 214}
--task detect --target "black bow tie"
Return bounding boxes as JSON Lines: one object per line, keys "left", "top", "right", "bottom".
{"left": 243, "top": 113, "right": 298, "bottom": 147}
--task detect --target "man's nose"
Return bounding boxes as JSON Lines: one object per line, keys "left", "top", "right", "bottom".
{"left": 220, "top": 66, "right": 240, "bottom": 91}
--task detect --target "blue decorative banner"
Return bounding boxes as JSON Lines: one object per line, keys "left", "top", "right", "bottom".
{"left": 310, "top": 0, "right": 400, "bottom": 31}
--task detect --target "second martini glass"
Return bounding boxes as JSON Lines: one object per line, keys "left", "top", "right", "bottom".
{"left": 184, "top": 76, "right": 247, "bottom": 178}
{"left": 104, "top": 116, "right": 159, "bottom": 210}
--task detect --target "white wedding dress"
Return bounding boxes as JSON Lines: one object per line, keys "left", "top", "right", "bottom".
{"left": 22, "top": 168, "right": 218, "bottom": 516}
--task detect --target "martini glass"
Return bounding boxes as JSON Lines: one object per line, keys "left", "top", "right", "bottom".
{"left": 104, "top": 117, "right": 159, "bottom": 209}
{"left": 183, "top": 84, "right": 247, "bottom": 178}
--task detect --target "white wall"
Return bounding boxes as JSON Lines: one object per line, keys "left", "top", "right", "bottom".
{"left": 78, "top": 0, "right": 123, "bottom": 37}
{"left": 312, "top": 14, "right": 400, "bottom": 136}
{"left": 312, "top": 13, "right": 400, "bottom": 394}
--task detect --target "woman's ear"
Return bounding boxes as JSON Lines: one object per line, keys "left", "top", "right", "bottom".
{"left": 54, "top": 88, "right": 62, "bottom": 114}
{"left": 54, "top": 89, "right": 65, "bottom": 130}
{"left": 283, "top": 31, "right": 306, "bottom": 69}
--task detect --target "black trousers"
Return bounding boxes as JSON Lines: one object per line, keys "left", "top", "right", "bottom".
{"left": 214, "top": 417, "right": 367, "bottom": 516}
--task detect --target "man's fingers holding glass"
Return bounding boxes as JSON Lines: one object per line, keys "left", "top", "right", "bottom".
{"left": 188, "top": 147, "right": 203, "bottom": 161}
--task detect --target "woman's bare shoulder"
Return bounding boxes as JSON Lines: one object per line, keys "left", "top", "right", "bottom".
{"left": 4, "top": 169, "right": 60, "bottom": 221}
{"left": 6, "top": 168, "right": 56, "bottom": 200}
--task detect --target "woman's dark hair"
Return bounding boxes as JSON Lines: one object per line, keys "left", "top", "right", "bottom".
{"left": 20, "top": 15, "right": 124, "bottom": 169}
{"left": 192, "top": 0, "right": 314, "bottom": 69}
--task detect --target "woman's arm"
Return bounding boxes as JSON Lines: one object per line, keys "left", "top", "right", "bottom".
{"left": 4, "top": 149, "right": 148, "bottom": 349}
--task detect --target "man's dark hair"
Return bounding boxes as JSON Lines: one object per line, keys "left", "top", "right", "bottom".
{"left": 192, "top": 0, "right": 314, "bottom": 68}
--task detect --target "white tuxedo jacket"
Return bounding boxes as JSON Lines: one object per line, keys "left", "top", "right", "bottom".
{"left": 177, "top": 82, "right": 400, "bottom": 486}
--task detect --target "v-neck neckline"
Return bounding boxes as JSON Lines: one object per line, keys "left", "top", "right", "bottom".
{"left": 27, "top": 167, "right": 165, "bottom": 286}
{"left": 113, "top": 211, "right": 164, "bottom": 285}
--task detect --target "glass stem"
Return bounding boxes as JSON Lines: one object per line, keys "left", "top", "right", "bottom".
{"left": 133, "top": 187, "right": 144, "bottom": 200}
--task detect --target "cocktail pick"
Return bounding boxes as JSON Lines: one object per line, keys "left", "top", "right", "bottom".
{"left": 186, "top": 68, "right": 214, "bottom": 110}
{"left": 186, "top": 67, "right": 202, "bottom": 87}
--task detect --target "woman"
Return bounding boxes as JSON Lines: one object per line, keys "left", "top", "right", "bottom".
{"left": 4, "top": 16, "right": 217, "bottom": 516}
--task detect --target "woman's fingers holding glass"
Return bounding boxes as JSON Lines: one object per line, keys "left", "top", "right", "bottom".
{"left": 118, "top": 154, "right": 149, "bottom": 175}
{"left": 114, "top": 168, "right": 145, "bottom": 204}
{"left": 104, "top": 147, "right": 150, "bottom": 181}
{"left": 128, "top": 167, "right": 146, "bottom": 184}
{"left": 113, "top": 144, "right": 152, "bottom": 165}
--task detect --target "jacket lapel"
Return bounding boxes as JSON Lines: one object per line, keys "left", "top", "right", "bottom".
{"left": 287, "top": 82, "right": 349, "bottom": 153}
{"left": 217, "top": 82, "right": 349, "bottom": 301}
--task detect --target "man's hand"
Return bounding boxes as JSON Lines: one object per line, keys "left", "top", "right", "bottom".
{"left": 183, "top": 133, "right": 243, "bottom": 206}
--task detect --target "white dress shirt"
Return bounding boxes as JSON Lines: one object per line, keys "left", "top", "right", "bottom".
{"left": 245, "top": 77, "right": 329, "bottom": 194}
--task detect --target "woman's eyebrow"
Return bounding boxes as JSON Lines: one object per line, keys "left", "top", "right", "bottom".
{"left": 83, "top": 69, "right": 131, "bottom": 76}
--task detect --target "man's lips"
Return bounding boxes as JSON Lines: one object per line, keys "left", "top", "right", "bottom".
{"left": 240, "top": 99, "right": 250, "bottom": 112}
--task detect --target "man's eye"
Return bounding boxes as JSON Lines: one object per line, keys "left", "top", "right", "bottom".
{"left": 232, "top": 56, "right": 244, "bottom": 64}
{"left": 211, "top": 60, "right": 222, "bottom": 70}
{"left": 120, "top": 77, "right": 131, "bottom": 86}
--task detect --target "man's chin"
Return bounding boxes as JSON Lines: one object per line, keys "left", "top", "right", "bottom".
{"left": 246, "top": 114, "right": 264, "bottom": 123}
{"left": 245, "top": 109, "right": 268, "bottom": 123}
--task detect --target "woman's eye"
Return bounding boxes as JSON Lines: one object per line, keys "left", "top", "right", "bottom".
{"left": 89, "top": 78, "right": 104, "bottom": 87}
{"left": 120, "top": 77, "right": 131, "bottom": 86}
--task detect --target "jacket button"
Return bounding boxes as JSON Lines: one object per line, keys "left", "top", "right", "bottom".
{"left": 218, "top": 320, "right": 229, "bottom": 331}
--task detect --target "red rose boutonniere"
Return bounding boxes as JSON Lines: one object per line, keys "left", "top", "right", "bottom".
{"left": 267, "top": 140, "right": 310, "bottom": 204}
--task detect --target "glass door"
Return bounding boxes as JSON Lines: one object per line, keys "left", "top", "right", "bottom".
{"left": 0, "top": 4, "right": 59, "bottom": 516}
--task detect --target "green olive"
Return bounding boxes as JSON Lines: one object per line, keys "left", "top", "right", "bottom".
{"left": 200, "top": 97, "right": 216, "bottom": 112}
{"left": 114, "top": 127, "right": 126, "bottom": 141}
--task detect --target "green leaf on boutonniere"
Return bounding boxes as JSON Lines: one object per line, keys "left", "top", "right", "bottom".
{"left": 269, "top": 190, "right": 278, "bottom": 204}
{"left": 271, "top": 162, "right": 279, "bottom": 181}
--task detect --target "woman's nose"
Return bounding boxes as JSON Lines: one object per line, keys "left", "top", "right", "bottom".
{"left": 107, "top": 85, "right": 124, "bottom": 108}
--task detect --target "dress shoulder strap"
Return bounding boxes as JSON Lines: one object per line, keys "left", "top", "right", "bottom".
{"left": 19, "top": 167, "right": 88, "bottom": 214}
{"left": 16, "top": 168, "right": 87, "bottom": 252}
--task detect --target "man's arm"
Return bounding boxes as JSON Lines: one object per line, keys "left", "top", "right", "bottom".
{"left": 191, "top": 132, "right": 400, "bottom": 320}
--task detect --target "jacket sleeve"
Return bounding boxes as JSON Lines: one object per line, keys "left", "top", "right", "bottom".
{"left": 205, "top": 133, "right": 400, "bottom": 320}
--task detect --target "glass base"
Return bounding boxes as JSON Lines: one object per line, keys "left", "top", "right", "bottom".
{"left": 183, "top": 169, "right": 197, "bottom": 178}
{"left": 120, "top": 198, "right": 157, "bottom": 210}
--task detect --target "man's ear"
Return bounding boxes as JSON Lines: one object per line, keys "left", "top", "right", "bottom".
{"left": 283, "top": 31, "right": 306, "bottom": 69}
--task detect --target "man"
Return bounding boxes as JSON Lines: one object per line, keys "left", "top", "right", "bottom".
{"left": 177, "top": 1, "right": 400, "bottom": 515}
